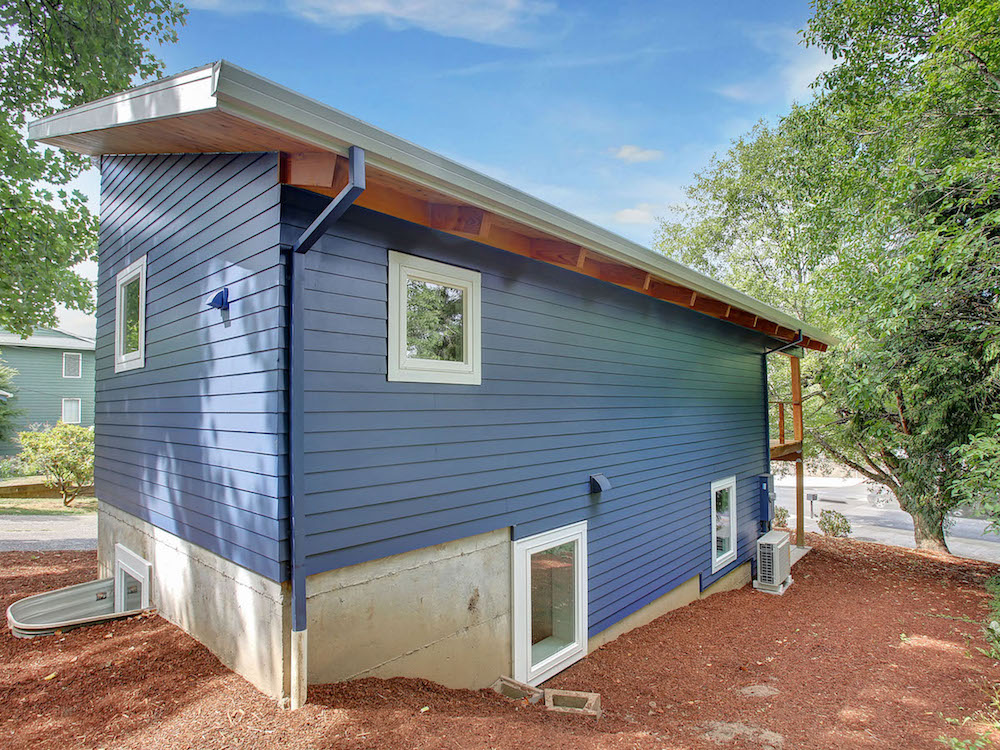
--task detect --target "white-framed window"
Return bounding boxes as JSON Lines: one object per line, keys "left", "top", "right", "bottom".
{"left": 62, "top": 351, "right": 82, "bottom": 378}
{"left": 512, "top": 520, "right": 588, "bottom": 685}
{"left": 387, "top": 250, "right": 482, "bottom": 385}
{"left": 61, "top": 397, "right": 82, "bottom": 425}
{"left": 711, "top": 475, "right": 738, "bottom": 572}
{"left": 114, "top": 255, "right": 147, "bottom": 373}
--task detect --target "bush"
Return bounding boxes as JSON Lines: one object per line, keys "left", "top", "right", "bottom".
{"left": 818, "top": 508, "right": 851, "bottom": 537}
{"left": 774, "top": 505, "right": 790, "bottom": 528}
{"left": 0, "top": 455, "right": 29, "bottom": 480}
{"left": 17, "top": 423, "right": 94, "bottom": 505}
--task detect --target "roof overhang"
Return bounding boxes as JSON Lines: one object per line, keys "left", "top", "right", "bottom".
{"left": 29, "top": 60, "right": 835, "bottom": 351}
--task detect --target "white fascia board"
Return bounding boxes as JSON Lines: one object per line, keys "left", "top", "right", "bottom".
{"left": 27, "top": 63, "right": 219, "bottom": 142}
{"left": 29, "top": 59, "right": 835, "bottom": 346}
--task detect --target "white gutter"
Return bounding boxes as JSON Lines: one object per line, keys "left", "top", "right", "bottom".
{"left": 28, "top": 59, "right": 836, "bottom": 347}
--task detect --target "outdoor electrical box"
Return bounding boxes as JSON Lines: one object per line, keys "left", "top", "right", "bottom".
{"left": 758, "top": 473, "right": 775, "bottom": 532}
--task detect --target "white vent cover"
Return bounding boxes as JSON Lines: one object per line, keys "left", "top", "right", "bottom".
{"left": 753, "top": 530, "right": 792, "bottom": 595}
{"left": 114, "top": 543, "right": 152, "bottom": 612}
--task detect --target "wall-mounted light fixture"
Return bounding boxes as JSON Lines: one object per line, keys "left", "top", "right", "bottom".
{"left": 207, "top": 288, "right": 230, "bottom": 311}
{"left": 589, "top": 473, "right": 611, "bottom": 493}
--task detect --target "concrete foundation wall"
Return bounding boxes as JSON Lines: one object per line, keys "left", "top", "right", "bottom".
{"left": 97, "top": 501, "right": 292, "bottom": 701}
{"left": 589, "top": 562, "right": 751, "bottom": 652}
{"left": 306, "top": 528, "right": 512, "bottom": 688}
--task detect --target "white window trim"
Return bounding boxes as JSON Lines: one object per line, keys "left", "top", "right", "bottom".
{"left": 114, "top": 255, "right": 147, "bottom": 373}
{"left": 512, "top": 520, "right": 588, "bottom": 686}
{"left": 387, "top": 250, "right": 482, "bottom": 385}
{"left": 62, "top": 352, "right": 82, "bottom": 378}
{"left": 711, "top": 475, "right": 738, "bottom": 573}
{"left": 61, "top": 397, "right": 82, "bottom": 425}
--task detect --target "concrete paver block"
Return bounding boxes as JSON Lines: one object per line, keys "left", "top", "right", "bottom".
{"left": 491, "top": 676, "right": 543, "bottom": 703}
{"left": 543, "top": 688, "right": 602, "bottom": 718}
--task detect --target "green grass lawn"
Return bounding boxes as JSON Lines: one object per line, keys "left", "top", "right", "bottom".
{"left": 0, "top": 496, "right": 97, "bottom": 516}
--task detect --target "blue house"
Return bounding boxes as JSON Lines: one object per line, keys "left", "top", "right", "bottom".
{"left": 29, "top": 62, "right": 833, "bottom": 707}
{"left": 0, "top": 328, "right": 96, "bottom": 455}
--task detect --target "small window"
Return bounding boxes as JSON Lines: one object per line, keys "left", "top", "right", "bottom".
{"left": 114, "top": 543, "right": 152, "bottom": 612}
{"left": 114, "top": 255, "right": 147, "bottom": 373}
{"left": 387, "top": 251, "right": 482, "bottom": 385}
{"left": 711, "top": 476, "right": 738, "bottom": 572}
{"left": 63, "top": 352, "right": 82, "bottom": 378}
{"left": 512, "top": 521, "right": 588, "bottom": 685}
{"left": 61, "top": 398, "right": 82, "bottom": 424}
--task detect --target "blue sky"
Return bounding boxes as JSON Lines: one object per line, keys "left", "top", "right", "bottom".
{"left": 59, "top": 0, "right": 828, "bottom": 336}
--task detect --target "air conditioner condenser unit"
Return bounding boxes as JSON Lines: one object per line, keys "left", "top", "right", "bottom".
{"left": 753, "top": 530, "right": 792, "bottom": 595}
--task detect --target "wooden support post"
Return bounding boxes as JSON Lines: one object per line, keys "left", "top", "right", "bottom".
{"left": 790, "top": 354, "right": 805, "bottom": 546}
{"left": 790, "top": 355, "right": 804, "bottom": 442}
{"left": 796, "top": 458, "right": 805, "bottom": 548}
{"left": 777, "top": 402, "right": 786, "bottom": 444}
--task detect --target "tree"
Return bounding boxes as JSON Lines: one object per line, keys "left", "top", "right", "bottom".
{"left": 18, "top": 422, "right": 94, "bottom": 505}
{"left": 655, "top": 0, "right": 1000, "bottom": 552}
{"left": 0, "top": 0, "right": 186, "bottom": 336}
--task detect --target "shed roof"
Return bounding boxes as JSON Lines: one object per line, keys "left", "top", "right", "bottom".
{"left": 28, "top": 60, "right": 834, "bottom": 351}
{"left": 0, "top": 328, "right": 95, "bottom": 351}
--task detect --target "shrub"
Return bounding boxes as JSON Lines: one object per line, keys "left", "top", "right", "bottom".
{"left": 17, "top": 423, "right": 94, "bottom": 505}
{"left": 818, "top": 508, "right": 851, "bottom": 537}
{"left": 0, "top": 455, "right": 29, "bottom": 480}
{"left": 774, "top": 505, "right": 790, "bottom": 528}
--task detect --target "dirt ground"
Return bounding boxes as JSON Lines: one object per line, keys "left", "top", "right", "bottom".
{"left": 2, "top": 535, "right": 999, "bottom": 750}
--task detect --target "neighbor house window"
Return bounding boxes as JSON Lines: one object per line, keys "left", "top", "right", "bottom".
{"left": 387, "top": 250, "right": 481, "bottom": 385}
{"left": 512, "top": 521, "right": 588, "bottom": 685}
{"left": 61, "top": 398, "right": 82, "bottom": 424}
{"left": 62, "top": 352, "right": 82, "bottom": 378}
{"left": 711, "top": 476, "right": 738, "bottom": 572}
{"left": 114, "top": 256, "right": 147, "bottom": 373}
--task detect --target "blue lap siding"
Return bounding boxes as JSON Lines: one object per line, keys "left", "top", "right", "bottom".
{"left": 93, "top": 152, "right": 770, "bottom": 638}
{"left": 283, "top": 188, "right": 769, "bottom": 638}
{"left": 94, "top": 153, "right": 287, "bottom": 581}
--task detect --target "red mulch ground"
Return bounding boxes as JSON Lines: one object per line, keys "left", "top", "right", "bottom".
{"left": 2, "top": 535, "right": 999, "bottom": 749}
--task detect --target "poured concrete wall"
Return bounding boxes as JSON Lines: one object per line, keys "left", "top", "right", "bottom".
{"left": 97, "top": 501, "right": 292, "bottom": 701}
{"left": 306, "top": 527, "right": 512, "bottom": 688}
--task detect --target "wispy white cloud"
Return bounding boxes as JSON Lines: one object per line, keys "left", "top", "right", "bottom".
{"left": 613, "top": 202, "right": 663, "bottom": 225}
{"left": 189, "top": 0, "right": 561, "bottom": 46}
{"left": 440, "top": 46, "right": 665, "bottom": 76}
{"left": 611, "top": 144, "right": 664, "bottom": 164}
{"left": 714, "top": 26, "right": 832, "bottom": 106}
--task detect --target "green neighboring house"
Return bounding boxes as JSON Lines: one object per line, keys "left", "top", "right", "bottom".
{"left": 0, "top": 327, "right": 96, "bottom": 455}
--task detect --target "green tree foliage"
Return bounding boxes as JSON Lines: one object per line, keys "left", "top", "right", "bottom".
{"left": 18, "top": 422, "right": 94, "bottom": 505}
{"left": 655, "top": 0, "right": 1000, "bottom": 552}
{"left": 406, "top": 280, "right": 464, "bottom": 361}
{"left": 0, "top": 357, "right": 18, "bottom": 442}
{"left": 0, "top": 0, "right": 186, "bottom": 336}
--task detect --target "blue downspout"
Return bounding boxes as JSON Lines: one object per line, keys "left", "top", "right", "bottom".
{"left": 285, "top": 147, "right": 365, "bottom": 706}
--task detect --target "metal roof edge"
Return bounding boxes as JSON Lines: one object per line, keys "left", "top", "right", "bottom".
{"left": 29, "top": 59, "right": 837, "bottom": 347}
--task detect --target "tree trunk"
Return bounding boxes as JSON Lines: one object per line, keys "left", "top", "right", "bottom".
{"left": 896, "top": 489, "right": 950, "bottom": 553}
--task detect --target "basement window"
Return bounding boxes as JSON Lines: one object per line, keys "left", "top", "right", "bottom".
{"left": 61, "top": 398, "right": 81, "bottom": 424}
{"left": 387, "top": 251, "right": 481, "bottom": 385}
{"left": 512, "top": 521, "right": 588, "bottom": 685}
{"left": 114, "top": 543, "right": 151, "bottom": 612}
{"left": 711, "top": 475, "right": 738, "bottom": 572}
{"left": 114, "top": 255, "right": 147, "bottom": 373}
{"left": 63, "top": 352, "right": 82, "bottom": 378}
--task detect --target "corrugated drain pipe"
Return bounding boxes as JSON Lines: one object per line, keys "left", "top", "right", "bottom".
{"left": 285, "top": 146, "right": 365, "bottom": 709}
